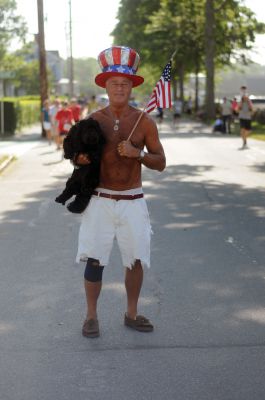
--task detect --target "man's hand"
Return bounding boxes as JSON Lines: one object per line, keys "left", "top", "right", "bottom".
{"left": 117, "top": 140, "right": 140, "bottom": 158}
{"left": 75, "top": 153, "right": 91, "bottom": 165}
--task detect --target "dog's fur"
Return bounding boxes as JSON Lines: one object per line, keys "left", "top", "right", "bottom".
{"left": 55, "top": 118, "right": 105, "bottom": 213}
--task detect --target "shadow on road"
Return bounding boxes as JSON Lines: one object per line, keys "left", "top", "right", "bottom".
{"left": 0, "top": 132, "right": 264, "bottom": 355}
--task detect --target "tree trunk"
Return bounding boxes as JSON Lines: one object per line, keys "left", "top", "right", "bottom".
{"left": 179, "top": 64, "right": 184, "bottom": 103}
{"left": 195, "top": 70, "right": 199, "bottom": 112}
{"left": 37, "top": 0, "right": 49, "bottom": 137}
{"left": 194, "top": 57, "right": 200, "bottom": 112}
{"left": 205, "top": 0, "right": 215, "bottom": 120}
{"left": 172, "top": 77, "right": 178, "bottom": 101}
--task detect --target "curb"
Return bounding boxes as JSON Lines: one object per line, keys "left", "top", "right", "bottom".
{"left": 0, "top": 155, "right": 15, "bottom": 173}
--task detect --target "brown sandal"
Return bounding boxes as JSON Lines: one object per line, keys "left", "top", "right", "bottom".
{"left": 82, "top": 318, "right": 100, "bottom": 338}
{"left": 124, "top": 313, "right": 154, "bottom": 332}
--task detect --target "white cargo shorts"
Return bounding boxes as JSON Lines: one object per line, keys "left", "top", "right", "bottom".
{"left": 76, "top": 187, "right": 152, "bottom": 268}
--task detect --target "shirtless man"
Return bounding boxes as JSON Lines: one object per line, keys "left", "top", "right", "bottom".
{"left": 75, "top": 46, "right": 166, "bottom": 338}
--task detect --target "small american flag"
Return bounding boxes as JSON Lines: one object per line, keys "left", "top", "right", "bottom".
{"left": 145, "top": 61, "right": 172, "bottom": 113}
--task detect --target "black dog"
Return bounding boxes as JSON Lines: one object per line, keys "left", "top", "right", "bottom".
{"left": 55, "top": 118, "right": 105, "bottom": 213}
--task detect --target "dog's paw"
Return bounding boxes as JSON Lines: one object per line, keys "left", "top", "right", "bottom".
{"left": 67, "top": 201, "right": 87, "bottom": 214}
{"left": 55, "top": 196, "right": 65, "bottom": 205}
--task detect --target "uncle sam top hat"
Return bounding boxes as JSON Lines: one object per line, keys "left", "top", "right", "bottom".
{"left": 95, "top": 46, "right": 144, "bottom": 88}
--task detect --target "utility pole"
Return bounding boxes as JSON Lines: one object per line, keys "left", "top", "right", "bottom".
{"left": 37, "top": 0, "right": 48, "bottom": 137}
{"left": 68, "top": 0, "right": 74, "bottom": 98}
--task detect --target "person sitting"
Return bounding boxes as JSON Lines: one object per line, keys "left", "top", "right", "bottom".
{"left": 173, "top": 98, "right": 183, "bottom": 120}
{"left": 213, "top": 115, "right": 225, "bottom": 133}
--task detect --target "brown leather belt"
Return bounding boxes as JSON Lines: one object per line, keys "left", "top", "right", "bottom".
{"left": 93, "top": 191, "right": 144, "bottom": 201}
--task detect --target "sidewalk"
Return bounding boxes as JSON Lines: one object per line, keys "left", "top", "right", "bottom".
{"left": 0, "top": 123, "right": 42, "bottom": 173}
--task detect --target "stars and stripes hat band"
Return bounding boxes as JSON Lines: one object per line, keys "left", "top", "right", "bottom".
{"left": 95, "top": 46, "right": 144, "bottom": 88}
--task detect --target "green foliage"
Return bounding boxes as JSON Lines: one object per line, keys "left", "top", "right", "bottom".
{"left": 112, "top": 0, "right": 160, "bottom": 62}
{"left": 0, "top": 0, "right": 27, "bottom": 61}
{"left": 60, "top": 57, "right": 104, "bottom": 96}
{"left": 0, "top": 97, "right": 40, "bottom": 131}
{"left": 15, "top": 99, "right": 40, "bottom": 129}
{"left": 14, "top": 60, "right": 41, "bottom": 94}
{"left": 251, "top": 121, "right": 265, "bottom": 141}
{"left": 73, "top": 57, "right": 103, "bottom": 96}
{"left": 253, "top": 109, "right": 265, "bottom": 125}
{"left": 133, "top": 63, "right": 161, "bottom": 101}
{"left": 113, "top": 0, "right": 265, "bottom": 76}
{"left": 1, "top": 40, "right": 55, "bottom": 95}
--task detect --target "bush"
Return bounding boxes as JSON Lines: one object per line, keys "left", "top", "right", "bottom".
{"left": 15, "top": 100, "right": 40, "bottom": 130}
{"left": 0, "top": 97, "right": 40, "bottom": 134}
{"left": 0, "top": 101, "right": 16, "bottom": 135}
{"left": 253, "top": 109, "right": 265, "bottom": 125}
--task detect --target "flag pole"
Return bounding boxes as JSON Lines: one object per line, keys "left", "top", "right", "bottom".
{"left": 126, "top": 108, "right": 146, "bottom": 141}
{"left": 126, "top": 50, "right": 176, "bottom": 142}
{"left": 170, "top": 49, "right": 177, "bottom": 61}
{"left": 126, "top": 89, "right": 155, "bottom": 141}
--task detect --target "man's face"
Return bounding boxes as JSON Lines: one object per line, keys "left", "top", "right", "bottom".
{"left": 105, "top": 76, "right": 133, "bottom": 106}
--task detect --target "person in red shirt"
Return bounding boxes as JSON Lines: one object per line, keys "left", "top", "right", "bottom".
{"left": 55, "top": 101, "right": 74, "bottom": 150}
{"left": 231, "top": 97, "right": 238, "bottom": 117}
{"left": 70, "top": 97, "right": 81, "bottom": 123}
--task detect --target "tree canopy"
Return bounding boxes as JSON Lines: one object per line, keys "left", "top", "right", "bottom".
{"left": 113, "top": 0, "right": 265, "bottom": 116}
{"left": 0, "top": 0, "right": 27, "bottom": 62}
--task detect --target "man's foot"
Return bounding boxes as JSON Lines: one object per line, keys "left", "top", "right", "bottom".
{"left": 82, "top": 318, "right": 100, "bottom": 338}
{"left": 124, "top": 313, "right": 154, "bottom": 332}
{"left": 238, "top": 144, "right": 248, "bottom": 150}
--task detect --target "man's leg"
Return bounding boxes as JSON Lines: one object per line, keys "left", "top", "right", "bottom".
{"left": 228, "top": 116, "right": 231, "bottom": 134}
{"left": 84, "top": 280, "right": 102, "bottom": 320}
{"left": 124, "top": 260, "right": 154, "bottom": 332}
{"left": 125, "top": 260, "right": 143, "bottom": 319}
{"left": 82, "top": 258, "right": 104, "bottom": 338}
{"left": 84, "top": 258, "right": 104, "bottom": 319}
{"left": 240, "top": 128, "right": 246, "bottom": 146}
{"left": 222, "top": 116, "right": 227, "bottom": 133}
{"left": 241, "top": 127, "right": 248, "bottom": 146}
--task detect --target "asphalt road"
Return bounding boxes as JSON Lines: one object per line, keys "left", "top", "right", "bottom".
{"left": 0, "top": 119, "right": 265, "bottom": 400}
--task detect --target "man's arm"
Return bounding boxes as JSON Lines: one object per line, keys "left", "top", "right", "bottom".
{"left": 118, "top": 114, "right": 166, "bottom": 172}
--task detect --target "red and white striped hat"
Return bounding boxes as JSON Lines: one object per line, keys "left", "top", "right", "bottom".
{"left": 95, "top": 46, "right": 144, "bottom": 88}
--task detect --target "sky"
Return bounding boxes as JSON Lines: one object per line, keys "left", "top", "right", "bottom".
{"left": 14, "top": 0, "right": 265, "bottom": 64}
{"left": 15, "top": 0, "right": 121, "bottom": 59}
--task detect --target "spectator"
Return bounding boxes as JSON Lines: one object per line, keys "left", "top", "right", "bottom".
{"left": 186, "top": 96, "right": 193, "bottom": 114}
{"left": 221, "top": 97, "right": 232, "bottom": 134}
{"left": 70, "top": 97, "right": 81, "bottom": 123}
{"left": 87, "top": 95, "right": 101, "bottom": 116}
{"left": 231, "top": 97, "right": 238, "bottom": 118}
{"left": 55, "top": 101, "right": 74, "bottom": 150}
{"left": 213, "top": 115, "right": 225, "bottom": 133}
{"left": 173, "top": 97, "right": 183, "bottom": 121}
{"left": 50, "top": 98, "right": 61, "bottom": 150}
{"left": 238, "top": 93, "right": 253, "bottom": 149}
{"left": 156, "top": 107, "right": 163, "bottom": 123}
{"left": 41, "top": 99, "right": 52, "bottom": 144}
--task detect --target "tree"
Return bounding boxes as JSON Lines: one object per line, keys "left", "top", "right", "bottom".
{"left": 112, "top": 0, "right": 160, "bottom": 62}
{"left": 0, "top": 0, "right": 27, "bottom": 62}
{"left": 204, "top": 0, "right": 265, "bottom": 119}
{"left": 113, "top": 0, "right": 265, "bottom": 118}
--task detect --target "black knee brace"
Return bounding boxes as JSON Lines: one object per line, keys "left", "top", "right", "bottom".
{"left": 84, "top": 258, "right": 104, "bottom": 282}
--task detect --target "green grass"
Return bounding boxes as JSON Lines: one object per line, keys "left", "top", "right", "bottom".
{"left": 0, "top": 155, "right": 9, "bottom": 164}
{"left": 250, "top": 121, "right": 265, "bottom": 141}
